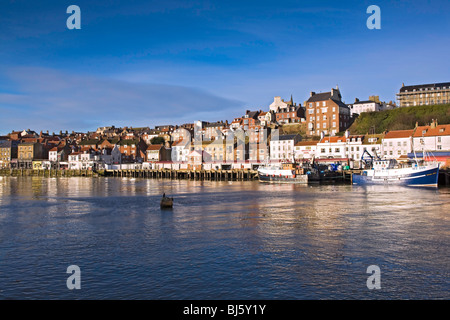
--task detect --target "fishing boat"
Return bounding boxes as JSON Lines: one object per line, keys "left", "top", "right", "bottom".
{"left": 257, "top": 162, "right": 308, "bottom": 184}
{"left": 352, "top": 151, "right": 440, "bottom": 187}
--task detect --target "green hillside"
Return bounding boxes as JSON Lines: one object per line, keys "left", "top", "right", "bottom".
{"left": 348, "top": 103, "right": 450, "bottom": 134}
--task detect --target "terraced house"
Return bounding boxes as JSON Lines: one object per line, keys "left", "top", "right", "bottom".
{"left": 0, "top": 140, "right": 19, "bottom": 168}
{"left": 382, "top": 129, "right": 414, "bottom": 159}
{"left": 118, "top": 139, "right": 147, "bottom": 163}
{"left": 16, "top": 142, "right": 47, "bottom": 168}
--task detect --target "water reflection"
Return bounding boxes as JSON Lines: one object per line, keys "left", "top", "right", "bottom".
{"left": 0, "top": 177, "right": 448, "bottom": 299}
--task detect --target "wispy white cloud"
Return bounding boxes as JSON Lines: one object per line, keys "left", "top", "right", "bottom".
{"left": 0, "top": 66, "right": 244, "bottom": 134}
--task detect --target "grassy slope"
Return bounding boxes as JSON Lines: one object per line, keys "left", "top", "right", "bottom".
{"left": 348, "top": 104, "right": 450, "bottom": 134}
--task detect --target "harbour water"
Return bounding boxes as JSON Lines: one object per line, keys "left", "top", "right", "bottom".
{"left": 0, "top": 176, "right": 448, "bottom": 299}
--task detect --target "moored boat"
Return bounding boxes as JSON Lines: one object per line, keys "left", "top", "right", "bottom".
{"left": 352, "top": 159, "right": 440, "bottom": 187}
{"left": 257, "top": 162, "right": 308, "bottom": 184}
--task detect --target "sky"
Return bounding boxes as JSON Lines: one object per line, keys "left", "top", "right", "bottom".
{"left": 1, "top": 0, "right": 449, "bottom": 134}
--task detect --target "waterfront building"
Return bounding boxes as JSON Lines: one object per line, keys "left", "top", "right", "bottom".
{"left": 146, "top": 144, "right": 171, "bottom": 162}
{"left": 412, "top": 121, "right": 450, "bottom": 153}
{"left": 293, "top": 141, "right": 318, "bottom": 160}
{"left": 269, "top": 134, "right": 302, "bottom": 161}
{"left": 203, "top": 139, "right": 227, "bottom": 162}
{"left": 315, "top": 132, "right": 381, "bottom": 164}
{"left": 304, "top": 86, "right": 351, "bottom": 136}
{"left": 67, "top": 152, "right": 81, "bottom": 170}
{"left": 0, "top": 140, "right": 19, "bottom": 169}
{"left": 48, "top": 144, "right": 72, "bottom": 168}
{"left": 381, "top": 129, "right": 414, "bottom": 160}
{"left": 316, "top": 135, "right": 354, "bottom": 160}
{"left": 171, "top": 139, "right": 191, "bottom": 162}
{"left": 16, "top": 142, "right": 47, "bottom": 169}
{"left": 396, "top": 82, "right": 450, "bottom": 107}
{"left": 99, "top": 146, "right": 122, "bottom": 166}
{"left": 248, "top": 126, "right": 270, "bottom": 162}
{"left": 187, "top": 150, "right": 210, "bottom": 170}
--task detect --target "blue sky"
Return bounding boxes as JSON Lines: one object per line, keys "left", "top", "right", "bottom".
{"left": 1, "top": 0, "right": 449, "bottom": 134}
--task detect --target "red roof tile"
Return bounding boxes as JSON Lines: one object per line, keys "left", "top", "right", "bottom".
{"left": 384, "top": 129, "right": 414, "bottom": 139}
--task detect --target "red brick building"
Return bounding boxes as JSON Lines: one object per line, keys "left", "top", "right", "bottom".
{"left": 304, "top": 86, "right": 351, "bottom": 136}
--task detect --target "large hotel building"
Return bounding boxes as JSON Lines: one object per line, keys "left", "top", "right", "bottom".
{"left": 396, "top": 82, "right": 450, "bottom": 107}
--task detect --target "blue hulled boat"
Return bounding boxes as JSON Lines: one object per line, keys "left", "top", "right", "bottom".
{"left": 352, "top": 159, "right": 440, "bottom": 187}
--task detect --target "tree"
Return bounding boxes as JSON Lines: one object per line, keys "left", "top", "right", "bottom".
{"left": 150, "top": 136, "right": 165, "bottom": 145}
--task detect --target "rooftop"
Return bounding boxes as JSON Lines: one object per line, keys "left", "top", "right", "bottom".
{"left": 384, "top": 129, "right": 415, "bottom": 139}
{"left": 399, "top": 82, "right": 450, "bottom": 93}
{"left": 413, "top": 124, "right": 450, "bottom": 137}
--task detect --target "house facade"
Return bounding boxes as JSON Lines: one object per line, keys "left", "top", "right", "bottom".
{"left": 396, "top": 82, "right": 450, "bottom": 107}
{"left": 0, "top": 140, "right": 19, "bottom": 168}
{"left": 305, "top": 87, "right": 351, "bottom": 136}
{"left": 269, "top": 134, "right": 302, "bottom": 161}
{"left": 382, "top": 129, "right": 414, "bottom": 159}
{"left": 293, "top": 141, "right": 318, "bottom": 160}
{"left": 17, "top": 142, "right": 47, "bottom": 168}
{"left": 412, "top": 122, "right": 450, "bottom": 153}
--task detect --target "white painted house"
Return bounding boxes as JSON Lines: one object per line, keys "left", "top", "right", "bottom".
{"left": 293, "top": 141, "right": 318, "bottom": 160}
{"left": 381, "top": 129, "right": 414, "bottom": 159}
{"left": 171, "top": 139, "right": 191, "bottom": 162}
{"left": 269, "top": 134, "right": 301, "bottom": 161}
{"left": 412, "top": 122, "right": 450, "bottom": 153}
